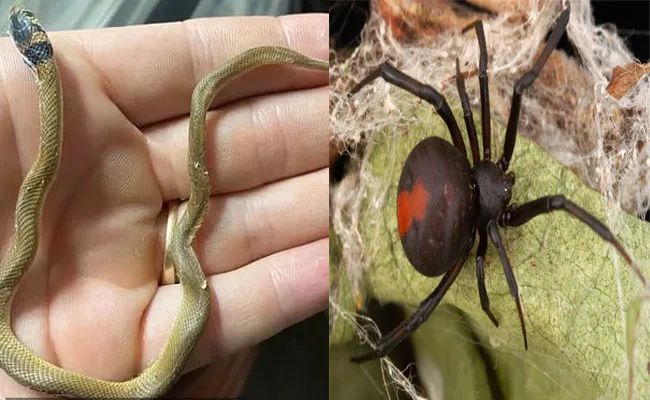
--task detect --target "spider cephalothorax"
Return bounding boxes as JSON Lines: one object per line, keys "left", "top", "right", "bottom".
{"left": 349, "top": 5, "right": 641, "bottom": 363}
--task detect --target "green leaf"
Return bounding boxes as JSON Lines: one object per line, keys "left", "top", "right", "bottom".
{"left": 329, "top": 344, "right": 396, "bottom": 400}
{"left": 411, "top": 305, "right": 594, "bottom": 399}
{"left": 329, "top": 229, "right": 357, "bottom": 345}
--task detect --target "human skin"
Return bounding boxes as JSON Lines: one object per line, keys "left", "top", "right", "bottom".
{"left": 0, "top": 12, "right": 328, "bottom": 397}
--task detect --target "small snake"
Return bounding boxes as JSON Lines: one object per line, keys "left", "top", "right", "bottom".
{"left": 0, "top": 6, "right": 327, "bottom": 398}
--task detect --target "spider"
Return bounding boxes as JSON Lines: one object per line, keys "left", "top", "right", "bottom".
{"left": 349, "top": 5, "right": 641, "bottom": 363}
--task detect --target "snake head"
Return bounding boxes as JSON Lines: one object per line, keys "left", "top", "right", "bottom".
{"left": 8, "top": 6, "right": 51, "bottom": 72}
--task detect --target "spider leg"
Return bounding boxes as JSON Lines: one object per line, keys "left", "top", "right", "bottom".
{"left": 456, "top": 57, "right": 480, "bottom": 165}
{"left": 487, "top": 220, "right": 528, "bottom": 350}
{"left": 476, "top": 228, "right": 499, "bottom": 327}
{"left": 350, "top": 237, "right": 473, "bottom": 363}
{"left": 499, "top": 6, "right": 570, "bottom": 171}
{"left": 349, "top": 62, "right": 467, "bottom": 156}
{"left": 501, "top": 195, "right": 646, "bottom": 285}
{"left": 462, "top": 19, "right": 491, "bottom": 161}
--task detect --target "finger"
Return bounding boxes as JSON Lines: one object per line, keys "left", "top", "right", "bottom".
{"left": 141, "top": 238, "right": 328, "bottom": 372}
{"left": 164, "top": 167, "right": 328, "bottom": 276}
{"left": 146, "top": 84, "right": 327, "bottom": 198}
{"left": 47, "top": 13, "right": 328, "bottom": 126}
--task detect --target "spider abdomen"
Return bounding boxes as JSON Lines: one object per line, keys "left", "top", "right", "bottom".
{"left": 397, "top": 137, "right": 477, "bottom": 277}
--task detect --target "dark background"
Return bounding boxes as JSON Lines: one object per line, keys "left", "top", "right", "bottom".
{"left": 592, "top": 0, "right": 649, "bottom": 63}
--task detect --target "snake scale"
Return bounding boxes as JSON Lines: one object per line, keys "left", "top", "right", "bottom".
{"left": 0, "top": 6, "right": 327, "bottom": 398}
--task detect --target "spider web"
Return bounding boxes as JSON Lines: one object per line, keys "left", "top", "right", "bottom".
{"left": 329, "top": 0, "right": 650, "bottom": 398}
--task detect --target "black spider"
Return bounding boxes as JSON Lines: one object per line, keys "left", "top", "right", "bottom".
{"left": 349, "top": 5, "right": 643, "bottom": 363}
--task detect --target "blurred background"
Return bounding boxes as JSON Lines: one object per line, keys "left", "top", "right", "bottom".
{"left": 0, "top": 0, "right": 328, "bottom": 399}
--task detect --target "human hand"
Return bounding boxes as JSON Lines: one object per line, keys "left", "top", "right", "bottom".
{"left": 0, "top": 12, "right": 328, "bottom": 397}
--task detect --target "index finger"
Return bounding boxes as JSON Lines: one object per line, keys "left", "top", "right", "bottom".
{"left": 48, "top": 13, "right": 328, "bottom": 126}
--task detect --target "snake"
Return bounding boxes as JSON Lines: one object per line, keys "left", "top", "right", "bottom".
{"left": 0, "top": 5, "right": 327, "bottom": 398}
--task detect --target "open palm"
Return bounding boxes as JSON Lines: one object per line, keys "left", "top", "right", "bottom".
{"left": 0, "top": 13, "right": 328, "bottom": 397}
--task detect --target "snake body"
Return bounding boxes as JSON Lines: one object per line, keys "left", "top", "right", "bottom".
{"left": 0, "top": 6, "right": 327, "bottom": 398}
